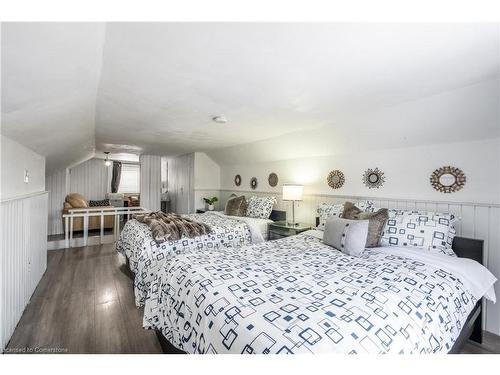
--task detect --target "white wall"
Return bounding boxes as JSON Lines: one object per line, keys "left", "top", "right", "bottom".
{"left": 220, "top": 139, "right": 500, "bottom": 205}
{"left": 140, "top": 155, "right": 161, "bottom": 211}
{"left": 46, "top": 158, "right": 111, "bottom": 235}
{"left": 1, "top": 135, "right": 46, "bottom": 200}
{"left": 194, "top": 152, "right": 221, "bottom": 211}
{"left": 167, "top": 153, "right": 194, "bottom": 214}
{"left": 0, "top": 135, "right": 48, "bottom": 350}
{"left": 69, "top": 158, "right": 110, "bottom": 200}
{"left": 46, "top": 169, "right": 69, "bottom": 235}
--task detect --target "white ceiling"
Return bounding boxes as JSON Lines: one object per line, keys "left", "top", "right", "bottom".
{"left": 1, "top": 23, "right": 499, "bottom": 172}
{"left": 1, "top": 23, "right": 106, "bottom": 171}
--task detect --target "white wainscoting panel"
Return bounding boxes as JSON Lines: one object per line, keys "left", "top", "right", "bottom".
{"left": 140, "top": 155, "right": 162, "bottom": 211}
{"left": 46, "top": 169, "right": 68, "bottom": 235}
{"left": 69, "top": 158, "right": 109, "bottom": 200}
{"left": 220, "top": 189, "right": 500, "bottom": 335}
{"left": 1, "top": 191, "right": 48, "bottom": 351}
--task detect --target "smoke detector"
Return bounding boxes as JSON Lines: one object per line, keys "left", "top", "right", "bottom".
{"left": 212, "top": 115, "right": 227, "bottom": 124}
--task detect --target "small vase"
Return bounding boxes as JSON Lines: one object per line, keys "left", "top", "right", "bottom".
{"left": 208, "top": 204, "right": 214, "bottom": 211}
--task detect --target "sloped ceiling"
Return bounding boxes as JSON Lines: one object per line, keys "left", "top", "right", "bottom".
{"left": 1, "top": 23, "right": 499, "bottom": 172}
{"left": 1, "top": 23, "right": 105, "bottom": 172}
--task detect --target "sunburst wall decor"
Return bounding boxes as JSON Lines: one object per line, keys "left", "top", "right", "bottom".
{"left": 327, "top": 170, "right": 345, "bottom": 189}
{"left": 430, "top": 166, "right": 466, "bottom": 193}
{"left": 363, "top": 168, "right": 385, "bottom": 189}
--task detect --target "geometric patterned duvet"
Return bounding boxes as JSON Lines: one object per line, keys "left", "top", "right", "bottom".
{"left": 143, "top": 233, "right": 476, "bottom": 354}
{"left": 116, "top": 213, "right": 253, "bottom": 306}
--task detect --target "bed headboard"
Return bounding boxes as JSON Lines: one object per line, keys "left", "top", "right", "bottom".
{"left": 314, "top": 216, "right": 483, "bottom": 264}
{"left": 270, "top": 210, "right": 286, "bottom": 222}
{"left": 452, "top": 236, "right": 484, "bottom": 265}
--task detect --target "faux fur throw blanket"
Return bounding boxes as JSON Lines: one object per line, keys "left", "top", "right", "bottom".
{"left": 133, "top": 212, "right": 212, "bottom": 244}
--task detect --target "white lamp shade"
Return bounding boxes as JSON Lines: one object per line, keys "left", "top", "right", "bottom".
{"left": 282, "top": 184, "right": 303, "bottom": 201}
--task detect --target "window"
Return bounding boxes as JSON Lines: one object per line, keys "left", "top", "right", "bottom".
{"left": 118, "top": 164, "right": 140, "bottom": 193}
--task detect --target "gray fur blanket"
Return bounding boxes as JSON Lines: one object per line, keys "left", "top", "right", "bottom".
{"left": 133, "top": 212, "right": 212, "bottom": 244}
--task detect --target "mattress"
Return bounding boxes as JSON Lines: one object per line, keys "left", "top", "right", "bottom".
{"left": 143, "top": 231, "right": 496, "bottom": 354}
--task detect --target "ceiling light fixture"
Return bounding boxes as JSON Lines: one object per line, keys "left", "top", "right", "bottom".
{"left": 212, "top": 115, "right": 227, "bottom": 124}
{"left": 104, "top": 152, "right": 112, "bottom": 167}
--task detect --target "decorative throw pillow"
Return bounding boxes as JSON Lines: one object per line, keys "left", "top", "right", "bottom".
{"left": 323, "top": 218, "right": 369, "bottom": 257}
{"left": 224, "top": 194, "right": 248, "bottom": 217}
{"left": 380, "top": 210, "right": 457, "bottom": 256}
{"left": 246, "top": 196, "right": 277, "bottom": 219}
{"left": 65, "top": 193, "right": 88, "bottom": 208}
{"left": 89, "top": 199, "right": 110, "bottom": 207}
{"left": 316, "top": 202, "right": 344, "bottom": 230}
{"left": 342, "top": 202, "right": 388, "bottom": 247}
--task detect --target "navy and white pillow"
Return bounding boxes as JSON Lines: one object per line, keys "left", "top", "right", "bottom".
{"left": 355, "top": 200, "right": 376, "bottom": 212}
{"left": 246, "top": 196, "right": 277, "bottom": 219}
{"left": 380, "top": 210, "right": 457, "bottom": 256}
{"left": 89, "top": 199, "right": 110, "bottom": 207}
{"left": 317, "top": 203, "right": 344, "bottom": 230}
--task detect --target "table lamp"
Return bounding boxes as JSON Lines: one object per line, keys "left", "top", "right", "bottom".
{"left": 282, "top": 184, "right": 303, "bottom": 226}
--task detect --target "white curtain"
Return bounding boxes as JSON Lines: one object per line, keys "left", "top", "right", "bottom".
{"left": 139, "top": 155, "right": 161, "bottom": 211}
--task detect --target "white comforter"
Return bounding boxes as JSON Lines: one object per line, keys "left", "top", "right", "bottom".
{"left": 143, "top": 231, "right": 496, "bottom": 354}
{"left": 116, "top": 212, "right": 271, "bottom": 306}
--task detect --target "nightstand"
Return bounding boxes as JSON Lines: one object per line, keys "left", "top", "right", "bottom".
{"left": 268, "top": 221, "right": 311, "bottom": 240}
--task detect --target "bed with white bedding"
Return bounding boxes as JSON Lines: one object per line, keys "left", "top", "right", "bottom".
{"left": 143, "top": 230, "right": 496, "bottom": 354}
{"left": 116, "top": 211, "right": 273, "bottom": 306}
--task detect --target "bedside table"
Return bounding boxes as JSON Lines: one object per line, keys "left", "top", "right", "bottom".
{"left": 268, "top": 221, "right": 311, "bottom": 240}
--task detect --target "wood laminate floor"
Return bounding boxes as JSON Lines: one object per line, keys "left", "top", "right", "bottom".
{"left": 5, "top": 244, "right": 162, "bottom": 354}
{"left": 5, "top": 243, "right": 500, "bottom": 354}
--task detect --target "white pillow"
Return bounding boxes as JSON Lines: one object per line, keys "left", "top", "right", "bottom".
{"left": 246, "top": 196, "right": 277, "bottom": 219}
{"left": 316, "top": 203, "right": 344, "bottom": 230}
{"left": 323, "top": 218, "right": 369, "bottom": 257}
{"left": 380, "top": 210, "right": 457, "bottom": 256}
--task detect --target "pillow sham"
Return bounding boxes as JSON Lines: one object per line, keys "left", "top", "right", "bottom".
{"left": 224, "top": 194, "right": 248, "bottom": 217}
{"left": 316, "top": 202, "right": 344, "bottom": 230}
{"left": 342, "top": 202, "right": 388, "bottom": 248}
{"left": 380, "top": 209, "right": 457, "bottom": 256}
{"left": 89, "top": 199, "right": 110, "bottom": 207}
{"left": 323, "top": 217, "right": 369, "bottom": 257}
{"left": 355, "top": 200, "right": 376, "bottom": 213}
{"left": 246, "top": 196, "right": 277, "bottom": 219}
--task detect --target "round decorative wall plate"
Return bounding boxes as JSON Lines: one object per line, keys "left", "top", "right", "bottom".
{"left": 327, "top": 170, "right": 345, "bottom": 189}
{"left": 250, "top": 177, "right": 258, "bottom": 190}
{"left": 234, "top": 174, "right": 242, "bottom": 186}
{"left": 363, "top": 168, "right": 385, "bottom": 189}
{"left": 430, "top": 166, "right": 466, "bottom": 193}
{"left": 268, "top": 173, "right": 278, "bottom": 187}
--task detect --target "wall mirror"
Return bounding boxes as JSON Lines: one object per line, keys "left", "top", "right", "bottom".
{"left": 327, "top": 170, "right": 345, "bottom": 189}
{"left": 268, "top": 173, "right": 278, "bottom": 187}
{"left": 363, "top": 168, "right": 385, "bottom": 189}
{"left": 430, "top": 166, "right": 466, "bottom": 193}
{"left": 234, "top": 174, "right": 241, "bottom": 186}
{"left": 250, "top": 177, "right": 258, "bottom": 190}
